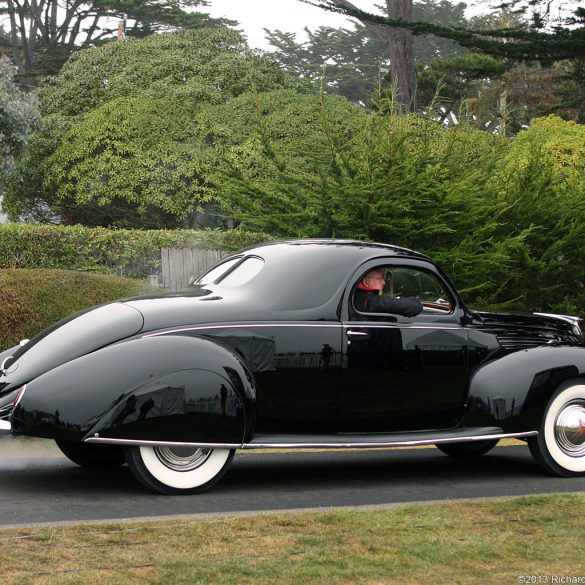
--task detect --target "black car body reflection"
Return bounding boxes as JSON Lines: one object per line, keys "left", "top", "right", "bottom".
{"left": 1, "top": 239, "right": 585, "bottom": 494}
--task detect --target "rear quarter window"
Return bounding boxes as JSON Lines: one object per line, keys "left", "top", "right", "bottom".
{"left": 218, "top": 257, "right": 264, "bottom": 286}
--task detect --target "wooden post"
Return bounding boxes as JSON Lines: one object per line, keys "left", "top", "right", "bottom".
{"left": 117, "top": 14, "right": 127, "bottom": 41}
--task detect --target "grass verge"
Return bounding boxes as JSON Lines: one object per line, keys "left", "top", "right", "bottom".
{"left": 1, "top": 493, "right": 584, "bottom": 584}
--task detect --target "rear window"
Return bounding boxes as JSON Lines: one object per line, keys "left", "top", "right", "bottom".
{"left": 195, "top": 257, "right": 241, "bottom": 285}
{"left": 218, "top": 257, "right": 264, "bottom": 286}
{"left": 195, "top": 256, "right": 264, "bottom": 287}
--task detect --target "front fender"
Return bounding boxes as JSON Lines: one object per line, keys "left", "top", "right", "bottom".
{"left": 12, "top": 335, "right": 256, "bottom": 444}
{"left": 464, "top": 345, "right": 585, "bottom": 431}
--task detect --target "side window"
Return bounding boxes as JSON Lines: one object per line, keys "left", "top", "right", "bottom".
{"left": 390, "top": 268, "right": 452, "bottom": 312}
{"left": 351, "top": 265, "right": 453, "bottom": 320}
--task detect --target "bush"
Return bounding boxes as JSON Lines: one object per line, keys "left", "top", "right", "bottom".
{"left": 2, "top": 29, "right": 311, "bottom": 228}
{"left": 0, "top": 224, "right": 272, "bottom": 278}
{"left": 0, "top": 269, "right": 156, "bottom": 351}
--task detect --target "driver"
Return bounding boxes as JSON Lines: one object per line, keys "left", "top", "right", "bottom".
{"left": 353, "top": 269, "right": 423, "bottom": 317}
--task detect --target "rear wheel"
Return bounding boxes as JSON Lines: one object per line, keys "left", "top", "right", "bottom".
{"left": 436, "top": 439, "right": 499, "bottom": 458}
{"left": 528, "top": 384, "right": 585, "bottom": 477}
{"left": 55, "top": 439, "right": 126, "bottom": 468}
{"left": 125, "top": 445, "right": 234, "bottom": 494}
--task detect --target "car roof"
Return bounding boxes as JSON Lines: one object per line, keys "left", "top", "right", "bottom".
{"left": 239, "top": 239, "right": 429, "bottom": 262}
{"left": 204, "top": 239, "right": 432, "bottom": 314}
{"left": 129, "top": 240, "right": 437, "bottom": 327}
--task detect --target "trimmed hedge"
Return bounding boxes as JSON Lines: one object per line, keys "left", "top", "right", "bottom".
{"left": 0, "top": 269, "right": 156, "bottom": 350}
{"left": 0, "top": 224, "right": 272, "bottom": 278}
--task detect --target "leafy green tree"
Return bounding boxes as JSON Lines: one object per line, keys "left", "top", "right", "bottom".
{"left": 2, "top": 29, "right": 311, "bottom": 227}
{"left": 198, "top": 89, "right": 370, "bottom": 236}
{"left": 208, "top": 90, "right": 504, "bottom": 248}
{"left": 31, "top": 97, "right": 212, "bottom": 228}
{"left": 0, "top": 0, "right": 232, "bottom": 83}
{"left": 0, "top": 57, "right": 40, "bottom": 171}
{"left": 210, "top": 90, "right": 585, "bottom": 313}
{"left": 37, "top": 27, "right": 304, "bottom": 116}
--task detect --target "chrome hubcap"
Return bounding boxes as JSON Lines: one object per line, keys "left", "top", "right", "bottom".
{"left": 154, "top": 446, "right": 212, "bottom": 472}
{"left": 554, "top": 401, "right": 585, "bottom": 457}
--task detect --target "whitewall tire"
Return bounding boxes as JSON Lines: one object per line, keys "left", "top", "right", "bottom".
{"left": 529, "top": 384, "right": 585, "bottom": 476}
{"left": 125, "top": 445, "right": 234, "bottom": 494}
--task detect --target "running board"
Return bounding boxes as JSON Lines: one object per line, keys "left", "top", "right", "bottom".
{"left": 84, "top": 428, "right": 538, "bottom": 450}
{"left": 242, "top": 428, "right": 536, "bottom": 449}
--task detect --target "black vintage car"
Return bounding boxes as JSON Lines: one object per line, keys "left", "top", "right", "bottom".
{"left": 1, "top": 240, "right": 585, "bottom": 494}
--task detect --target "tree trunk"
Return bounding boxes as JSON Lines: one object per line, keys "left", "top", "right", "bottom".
{"left": 332, "top": 0, "right": 416, "bottom": 113}
{"left": 384, "top": 0, "right": 416, "bottom": 112}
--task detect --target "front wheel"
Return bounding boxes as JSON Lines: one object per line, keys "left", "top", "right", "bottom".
{"left": 436, "top": 439, "right": 499, "bottom": 458}
{"left": 528, "top": 384, "right": 585, "bottom": 477}
{"left": 125, "top": 445, "right": 234, "bottom": 494}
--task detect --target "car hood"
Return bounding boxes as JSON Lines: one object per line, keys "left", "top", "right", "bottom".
{"left": 471, "top": 310, "right": 583, "bottom": 350}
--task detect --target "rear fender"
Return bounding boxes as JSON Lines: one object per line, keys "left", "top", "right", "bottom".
{"left": 465, "top": 345, "right": 585, "bottom": 431}
{"left": 12, "top": 335, "right": 256, "bottom": 444}
{"left": 86, "top": 367, "right": 246, "bottom": 446}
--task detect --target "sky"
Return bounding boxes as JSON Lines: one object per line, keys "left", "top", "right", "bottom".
{"left": 207, "top": 0, "right": 380, "bottom": 49}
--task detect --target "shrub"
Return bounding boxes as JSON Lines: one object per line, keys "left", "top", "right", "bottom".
{"left": 0, "top": 269, "right": 155, "bottom": 351}
{"left": 0, "top": 224, "right": 272, "bottom": 278}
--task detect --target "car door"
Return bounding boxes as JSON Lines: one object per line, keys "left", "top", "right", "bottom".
{"left": 338, "top": 258, "right": 470, "bottom": 433}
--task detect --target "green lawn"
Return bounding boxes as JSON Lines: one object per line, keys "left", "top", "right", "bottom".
{"left": 1, "top": 493, "right": 584, "bottom": 585}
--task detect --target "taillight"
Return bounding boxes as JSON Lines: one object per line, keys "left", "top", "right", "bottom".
{"left": 13, "top": 384, "right": 27, "bottom": 408}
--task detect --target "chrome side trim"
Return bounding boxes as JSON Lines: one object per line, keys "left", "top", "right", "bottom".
{"left": 143, "top": 322, "right": 464, "bottom": 339}
{"left": 241, "top": 431, "right": 538, "bottom": 449}
{"left": 143, "top": 323, "right": 341, "bottom": 338}
{"left": 84, "top": 431, "right": 537, "bottom": 450}
{"left": 84, "top": 437, "right": 242, "bottom": 449}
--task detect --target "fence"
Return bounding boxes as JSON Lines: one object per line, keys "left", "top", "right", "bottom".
{"left": 159, "top": 248, "right": 228, "bottom": 291}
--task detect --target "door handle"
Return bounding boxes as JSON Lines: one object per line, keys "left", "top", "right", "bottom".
{"left": 346, "top": 330, "right": 369, "bottom": 337}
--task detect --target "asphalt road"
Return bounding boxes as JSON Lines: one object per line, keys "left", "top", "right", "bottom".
{"left": 1, "top": 438, "right": 584, "bottom": 528}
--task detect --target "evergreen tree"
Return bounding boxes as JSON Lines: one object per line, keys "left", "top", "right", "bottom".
{"left": 266, "top": 0, "right": 470, "bottom": 106}
{"left": 0, "top": 0, "right": 233, "bottom": 84}
{"left": 302, "top": 0, "right": 585, "bottom": 61}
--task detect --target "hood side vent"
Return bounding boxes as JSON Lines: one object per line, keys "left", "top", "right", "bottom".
{"left": 496, "top": 334, "right": 561, "bottom": 351}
